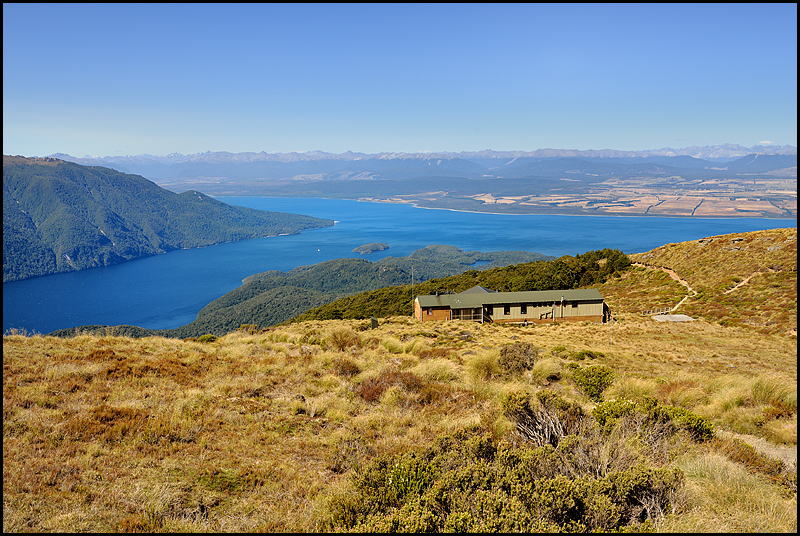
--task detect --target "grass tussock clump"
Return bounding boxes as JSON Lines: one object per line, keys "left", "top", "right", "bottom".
{"left": 465, "top": 351, "right": 501, "bottom": 382}
{"left": 325, "top": 328, "right": 361, "bottom": 351}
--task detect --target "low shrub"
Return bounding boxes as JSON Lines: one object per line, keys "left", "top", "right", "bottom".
{"left": 572, "top": 349, "right": 605, "bottom": 361}
{"left": 197, "top": 334, "right": 218, "bottom": 343}
{"left": 355, "top": 370, "right": 424, "bottom": 403}
{"left": 570, "top": 364, "right": 615, "bottom": 403}
{"left": 418, "top": 381, "right": 454, "bottom": 405}
{"left": 652, "top": 404, "right": 714, "bottom": 441}
{"left": 324, "top": 425, "right": 683, "bottom": 533}
{"left": 498, "top": 341, "right": 538, "bottom": 375}
{"left": 593, "top": 396, "right": 714, "bottom": 442}
{"left": 332, "top": 357, "right": 361, "bottom": 378}
{"left": 416, "top": 348, "right": 452, "bottom": 360}
{"left": 501, "top": 390, "right": 587, "bottom": 448}
{"left": 592, "top": 399, "right": 639, "bottom": 435}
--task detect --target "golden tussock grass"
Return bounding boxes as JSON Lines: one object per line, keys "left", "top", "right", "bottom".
{"left": 658, "top": 453, "right": 797, "bottom": 533}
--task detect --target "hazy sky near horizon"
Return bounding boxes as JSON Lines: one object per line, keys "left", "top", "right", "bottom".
{"left": 3, "top": 3, "right": 797, "bottom": 157}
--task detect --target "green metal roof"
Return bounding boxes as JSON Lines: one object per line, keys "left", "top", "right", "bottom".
{"left": 416, "top": 286, "right": 603, "bottom": 309}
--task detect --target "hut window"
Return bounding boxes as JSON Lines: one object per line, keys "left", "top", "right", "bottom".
{"left": 521, "top": 304, "right": 527, "bottom": 314}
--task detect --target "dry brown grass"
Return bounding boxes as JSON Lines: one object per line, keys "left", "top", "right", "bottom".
{"left": 4, "top": 309, "right": 796, "bottom": 532}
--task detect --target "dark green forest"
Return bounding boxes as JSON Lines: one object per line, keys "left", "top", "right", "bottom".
{"left": 2, "top": 156, "right": 333, "bottom": 282}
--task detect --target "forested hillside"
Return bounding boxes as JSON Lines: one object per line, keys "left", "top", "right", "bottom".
{"left": 2, "top": 156, "right": 333, "bottom": 282}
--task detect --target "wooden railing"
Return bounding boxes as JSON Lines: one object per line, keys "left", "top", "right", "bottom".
{"left": 641, "top": 307, "right": 672, "bottom": 316}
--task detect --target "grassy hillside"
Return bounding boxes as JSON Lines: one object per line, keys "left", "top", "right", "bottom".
{"left": 3, "top": 155, "right": 333, "bottom": 282}
{"left": 3, "top": 317, "right": 795, "bottom": 532}
{"left": 625, "top": 227, "right": 796, "bottom": 335}
{"left": 3, "top": 229, "right": 796, "bottom": 532}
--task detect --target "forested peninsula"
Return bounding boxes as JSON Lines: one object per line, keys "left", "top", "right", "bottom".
{"left": 2, "top": 156, "right": 334, "bottom": 282}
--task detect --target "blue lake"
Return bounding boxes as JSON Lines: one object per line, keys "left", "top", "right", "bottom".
{"left": 3, "top": 197, "right": 795, "bottom": 334}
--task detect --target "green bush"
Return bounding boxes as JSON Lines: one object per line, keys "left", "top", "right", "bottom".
{"left": 325, "top": 425, "right": 680, "bottom": 533}
{"left": 197, "top": 334, "right": 218, "bottom": 343}
{"left": 501, "top": 390, "right": 532, "bottom": 420}
{"left": 652, "top": 404, "right": 714, "bottom": 441}
{"left": 592, "top": 396, "right": 714, "bottom": 442}
{"left": 592, "top": 399, "right": 638, "bottom": 434}
{"left": 573, "top": 349, "right": 605, "bottom": 360}
{"left": 571, "top": 364, "right": 615, "bottom": 402}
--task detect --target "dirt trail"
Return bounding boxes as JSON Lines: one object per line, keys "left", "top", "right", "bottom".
{"left": 632, "top": 262, "right": 695, "bottom": 294}
{"left": 718, "top": 430, "right": 797, "bottom": 469}
{"left": 632, "top": 262, "right": 697, "bottom": 312}
{"left": 723, "top": 269, "right": 776, "bottom": 294}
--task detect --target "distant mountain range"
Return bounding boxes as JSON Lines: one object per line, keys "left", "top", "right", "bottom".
{"left": 38, "top": 146, "right": 797, "bottom": 187}
{"left": 2, "top": 156, "right": 333, "bottom": 282}
{"left": 47, "top": 143, "right": 796, "bottom": 166}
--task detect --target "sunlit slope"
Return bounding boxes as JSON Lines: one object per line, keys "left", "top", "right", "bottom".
{"left": 616, "top": 227, "right": 796, "bottom": 334}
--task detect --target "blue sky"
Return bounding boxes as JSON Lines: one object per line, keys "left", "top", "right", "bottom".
{"left": 3, "top": 3, "right": 797, "bottom": 157}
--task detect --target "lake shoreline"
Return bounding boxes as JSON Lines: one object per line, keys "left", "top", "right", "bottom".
{"left": 209, "top": 194, "right": 797, "bottom": 221}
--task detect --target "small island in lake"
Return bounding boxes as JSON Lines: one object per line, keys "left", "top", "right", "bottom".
{"left": 352, "top": 242, "right": 389, "bottom": 255}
